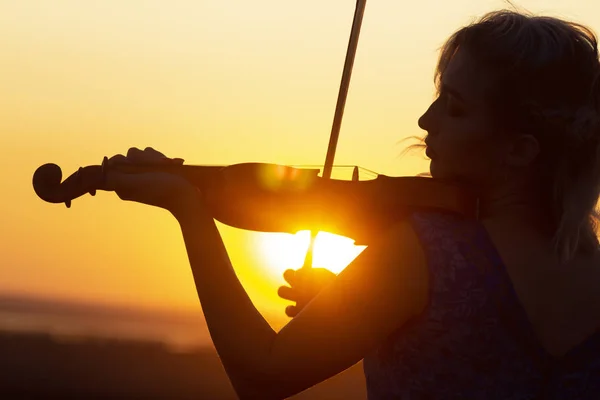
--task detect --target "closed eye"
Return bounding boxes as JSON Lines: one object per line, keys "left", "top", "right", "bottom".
{"left": 440, "top": 91, "right": 465, "bottom": 117}
{"left": 438, "top": 83, "right": 466, "bottom": 117}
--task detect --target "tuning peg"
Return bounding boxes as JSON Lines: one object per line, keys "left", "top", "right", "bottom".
{"left": 101, "top": 156, "right": 109, "bottom": 180}
{"left": 75, "top": 166, "right": 97, "bottom": 196}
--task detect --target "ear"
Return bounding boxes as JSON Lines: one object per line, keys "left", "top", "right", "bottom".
{"left": 505, "top": 134, "right": 540, "bottom": 167}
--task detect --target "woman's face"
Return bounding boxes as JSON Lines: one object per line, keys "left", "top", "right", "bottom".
{"left": 418, "top": 49, "right": 510, "bottom": 186}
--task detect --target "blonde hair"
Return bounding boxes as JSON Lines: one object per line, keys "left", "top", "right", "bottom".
{"left": 436, "top": 10, "right": 600, "bottom": 262}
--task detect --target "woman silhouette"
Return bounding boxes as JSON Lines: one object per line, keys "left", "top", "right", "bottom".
{"left": 105, "top": 10, "right": 600, "bottom": 399}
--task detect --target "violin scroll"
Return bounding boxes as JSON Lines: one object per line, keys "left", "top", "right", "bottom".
{"left": 32, "top": 161, "right": 108, "bottom": 208}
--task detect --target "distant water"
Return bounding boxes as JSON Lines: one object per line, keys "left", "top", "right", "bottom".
{"left": 0, "top": 294, "right": 211, "bottom": 352}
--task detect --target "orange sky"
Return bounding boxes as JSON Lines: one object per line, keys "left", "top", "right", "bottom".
{"left": 2, "top": 0, "right": 600, "bottom": 332}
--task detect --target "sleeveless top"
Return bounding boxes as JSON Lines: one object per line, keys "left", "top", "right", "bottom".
{"left": 362, "top": 211, "right": 600, "bottom": 399}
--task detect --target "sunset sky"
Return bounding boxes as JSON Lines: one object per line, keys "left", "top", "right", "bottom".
{"left": 2, "top": 0, "right": 599, "bottom": 333}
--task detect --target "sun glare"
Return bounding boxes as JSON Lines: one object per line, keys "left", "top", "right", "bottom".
{"left": 258, "top": 231, "right": 366, "bottom": 278}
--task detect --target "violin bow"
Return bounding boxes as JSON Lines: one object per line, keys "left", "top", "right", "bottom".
{"left": 301, "top": 0, "right": 367, "bottom": 272}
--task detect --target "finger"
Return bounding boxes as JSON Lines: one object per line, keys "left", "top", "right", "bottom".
{"left": 144, "top": 147, "right": 175, "bottom": 162}
{"left": 135, "top": 147, "right": 184, "bottom": 164}
{"left": 283, "top": 269, "right": 297, "bottom": 286}
{"left": 277, "top": 286, "right": 298, "bottom": 302}
{"left": 159, "top": 157, "right": 185, "bottom": 165}
{"left": 285, "top": 305, "right": 299, "bottom": 318}
{"left": 106, "top": 154, "right": 130, "bottom": 167}
{"left": 143, "top": 147, "right": 166, "bottom": 157}
{"left": 126, "top": 147, "right": 144, "bottom": 161}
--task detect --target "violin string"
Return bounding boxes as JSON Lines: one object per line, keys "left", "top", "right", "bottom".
{"left": 290, "top": 164, "right": 379, "bottom": 178}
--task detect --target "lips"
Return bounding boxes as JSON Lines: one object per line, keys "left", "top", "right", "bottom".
{"left": 425, "top": 147, "right": 437, "bottom": 159}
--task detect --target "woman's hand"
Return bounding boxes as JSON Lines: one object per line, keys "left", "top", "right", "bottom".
{"left": 277, "top": 268, "right": 337, "bottom": 317}
{"left": 104, "top": 147, "right": 200, "bottom": 215}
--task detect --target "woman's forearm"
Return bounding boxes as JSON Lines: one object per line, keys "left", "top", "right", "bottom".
{"left": 174, "top": 197, "right": 277, "bottom": 395}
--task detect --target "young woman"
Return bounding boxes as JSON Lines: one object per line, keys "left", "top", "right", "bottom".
{"left": 104, "top": 10, "right": 600, "bottom": 399}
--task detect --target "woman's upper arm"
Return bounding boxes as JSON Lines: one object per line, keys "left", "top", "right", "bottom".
{"left": 256, "top": 218, "right": 429, "bottom": 399}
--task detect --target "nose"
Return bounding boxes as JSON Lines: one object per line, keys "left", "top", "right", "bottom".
{"left": 418, "top": 102, "right": 435, "bottom": 132}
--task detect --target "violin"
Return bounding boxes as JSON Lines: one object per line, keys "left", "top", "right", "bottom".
{"left": 31, "top": 0, "right": 479, "bottom": 247}
{"left": 32, "top": 161, "right": 478, "bottom": 245}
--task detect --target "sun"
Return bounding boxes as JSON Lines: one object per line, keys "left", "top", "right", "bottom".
{"left": 256, "top": 230, "right": 366, "bottom": 278}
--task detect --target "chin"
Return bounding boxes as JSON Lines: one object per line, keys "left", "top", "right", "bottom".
{"left": 429, "top": 160, "right": 441, "bottom": 179}
{"left": 429, "top": 161, "right": 458, "bottom": 182}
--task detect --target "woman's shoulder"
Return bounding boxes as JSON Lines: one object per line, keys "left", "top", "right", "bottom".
{"left": 404, "top": 211, "right": 507, "bottom": 310}
{"left": 407, "top": 210, "right": 497, "bottom": 265}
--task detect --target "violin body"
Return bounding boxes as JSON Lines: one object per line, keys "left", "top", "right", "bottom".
{"left": 32, "top": 161, "right": 479, "bottom": 244}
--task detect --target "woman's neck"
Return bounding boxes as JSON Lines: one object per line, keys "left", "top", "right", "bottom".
{"left": 477, "top": 182, "right": 554, "bottom": 234}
